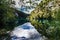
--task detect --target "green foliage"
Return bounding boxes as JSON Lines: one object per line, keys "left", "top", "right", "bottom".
{"left": 29, "top": 0, "right": 60, "bottom": 40}
{"left": 0, "top": 0, "right": 17, "bottom": 34}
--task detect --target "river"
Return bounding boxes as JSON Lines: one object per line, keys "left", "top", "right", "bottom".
{"left": 10, "top": 0, "right": 47, "bottom": 40}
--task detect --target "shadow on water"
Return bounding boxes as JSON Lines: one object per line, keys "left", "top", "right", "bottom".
{"left": 15, "top": 9, "right": 30, "bottom": 25}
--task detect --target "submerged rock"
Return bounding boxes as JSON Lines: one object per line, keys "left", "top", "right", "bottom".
{"left": 10, "top": 22, "right": 47, "bottom": 40}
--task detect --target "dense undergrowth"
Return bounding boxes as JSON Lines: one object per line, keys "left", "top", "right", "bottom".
{"left": 29, "top": 0, "right": 60, "bottom": 40}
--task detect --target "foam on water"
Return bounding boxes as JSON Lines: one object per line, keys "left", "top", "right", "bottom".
{"left": 12, "top": 0, "right": 42, "bottom": 14}
{"left": 10, "top": 22, "right": 46, "bottom": 40}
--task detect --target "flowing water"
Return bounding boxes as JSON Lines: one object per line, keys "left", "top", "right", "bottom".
{"left": 10, "top": 22, "right": 47, "bottom": 40}
{"left": 12, "top": 0, "right": 42, "bottom": 14}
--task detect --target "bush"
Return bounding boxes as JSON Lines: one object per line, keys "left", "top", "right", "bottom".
{"left": 29, "top": 0, "right": 60, "bottom": 40}
{"left": 0, "top": 0, "right": 17, "bottom": 34}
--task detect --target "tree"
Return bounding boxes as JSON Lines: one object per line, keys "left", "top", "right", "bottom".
{"left": 0, "top": 0, "right": 17, "bottom": 34}
{"left": 29, "top": 0, "right": 60, "bottom": 40}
